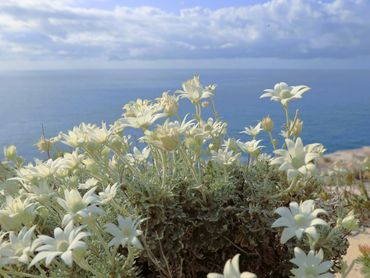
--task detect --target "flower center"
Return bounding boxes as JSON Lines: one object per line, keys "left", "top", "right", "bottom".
{"left": 304, "top": 265, "right": 318, "bottom": 277}
{"left": 280, "top": 89, "right": 291, "bottom": 99}
{"left": 122, "top": 227, "right": 133, "bottom": 238}
{"left": 57, "top": 240, "right": 69, "bottom": 252}
{"left": 70, "top": 200, "right": 86, "bottom": 213}
{"left": 294, "top": 213, "right": 306, "bottom": 226}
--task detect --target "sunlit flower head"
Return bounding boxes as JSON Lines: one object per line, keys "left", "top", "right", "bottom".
{"left": 272, "top": 200, "right": 328, "bottom": 244}
{"left": 121, "top": 99, "right": 166, "bottom": 130}
{"left": 0, "top": 196, "right": 37, "bottom": 231}
{"left": 105, "top": 215, "right": 145, "bottom": 249}
{"left": 8, "top": 225, "right": 37, "bottom": 264}
{"left": 4, "top": 145, "right": 17, "bottom": 161}
{"left": 125, "top": 146, "right": 151, "bottom": 166}
{"left": 143, "top": 118, "right": 194, "bottom": 151}
{"left": 57, "top": 187, "right": 104, "bottom": 226}
{"left": 237, "top": 139, "right": 263, "bottom": 157}
{"left": 78, "top": 177, "right": 98, "bottom": 190}
{"left": 176, "top": 75, "right": 216, "bottom": 104}
{"left": 30, "top": 222, "right": 89, "bottom": 267}
{"left": 207, "top": 254, "right": 256, "bottom": 278}
{"left": 241, "top": 123, "right": 262, "bottom": 138}
{"left": 290, "top": 247, "right": 334, "bottom": 278}
{"left": 271, "top": 138, "right": 324, "bottom": 181}
{"left": 99, "top": 183, "right": 119, "bottom": 204}
{"left": 211, "top": 148, "right": 240, "bottom": 165}
{"left": 17, "top": 158, "right": 65, "bottom": 182}
{"left": 260, "top": 82, "right": 310, "bottom": 106}
{"left": 156, "top": 91, "right": 179, "bottom": 117}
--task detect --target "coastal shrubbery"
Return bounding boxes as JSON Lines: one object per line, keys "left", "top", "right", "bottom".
{"left": 0, "top": 76, "right": 358, "bottom": 277}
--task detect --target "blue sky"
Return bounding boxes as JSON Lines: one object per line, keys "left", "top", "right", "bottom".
{"left": 0, "top": 0, "right": 370, "bottom": 69}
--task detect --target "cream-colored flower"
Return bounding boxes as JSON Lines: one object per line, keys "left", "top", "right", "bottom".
{"left": 272, "top": 200, "right": 328, "bottom": 244}
{"left": 271, "top": 138, "right": 323, "bottom": 181}
{"left": 124, "top": 147, "right": 150, "bottom": 165}
{"left": 156, "top": 91, "right": 179, "bottom": 117}
{"left": 241, "top": 123, "right": 262, "bottom": 138}
{"left": 260, "top": 82, "right": 310, "bottom": 106}
{"left": 237, "top": 140, "right": 263, "bottom": 157}
{"left": 0, "top": 233, "right": 16, "bottom": 267}
{"left": 17, "top": 158, "right": 65, "bottom": 182}
{"left": 30, "top": 223, "right": 89, "bottom": 267}
{"left": 8, "top": 225, "right": 37, "bottom": 264}
{"left": 261, "top": 116, "right": 274, "bottom": 132}
{"left": 143, "top": 119, "right": 193, "bottom": 151}
{"left": 78, "top": 178, "right": 98, "bottom": 190}
{"left": 211, "top": 148, "right": 240, "bottom": 165}
{"left": 0, "top": 196, "right": 37, "bottom": 231}
{"left": 35, "top": 137, "right": 54, "bottom": 153}
{"left": 290, "top": 247, "right": 334, "bottom": 278}
{"left": 99, "top": 183, "right": 119, "bottom": 204}
{"left": 57, "top": 187, "right": 103, "bottom": 226}
{"left": 121, "top": 99, "right": 166, "bottom": 130}
{"left": 105, "top": 216, "right": 145, "bottom": 249}
{"left": 207, "top": 254, "right": 256, "bottom": 278}
{"left": 176, "top": 75, "right": 216, "bottom": 104}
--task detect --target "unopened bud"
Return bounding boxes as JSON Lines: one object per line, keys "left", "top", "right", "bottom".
{"left": 261, "top": 116, "right": 274, "bottom": 132}
{"left": 338, "top": 211, "right": 359, "bottom": 231}
{"left": 291, "top": 119, "right": 303, "bottom": 137}
{"left": 201, "top": 101, "right": 209, "bottom": 108}
{"left": 4, "top": 145, "right": 17, "bottom": 161}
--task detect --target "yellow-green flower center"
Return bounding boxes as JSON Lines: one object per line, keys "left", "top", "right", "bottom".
{"left": 57, "top": 240, "right": 69, "bottom": 252}
{"left": 304, "top": 265, "right": 318, "bottom": 277}
{"left": 294, "top": 213, "right": 306, "bottom": 226}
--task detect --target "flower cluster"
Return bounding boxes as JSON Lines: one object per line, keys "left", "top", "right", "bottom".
{"left": 0, "top": 76, "right": 351, "bottom": 277}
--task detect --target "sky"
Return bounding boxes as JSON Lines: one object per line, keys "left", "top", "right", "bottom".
{"left": 0, "top": 0, "right": 370, "bottom": 70}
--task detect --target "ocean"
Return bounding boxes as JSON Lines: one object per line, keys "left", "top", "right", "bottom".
{"left": 0, "top": 69, "right": 369, "bottom": 160}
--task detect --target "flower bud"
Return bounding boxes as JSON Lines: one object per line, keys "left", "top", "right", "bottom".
{"left": 201, "top": 101, "right": 209, "bottom": 108}
{"left": 261, "top": 116, "right": 274, "bottom": 132}
{"left": 359, "top": 244, "right": 370, "bottom": 256}
{"left": 4, "top": 145, "right": 17, "bottom": 161}
{"left": 338, "top": 211, "right": 359, "bottom": 231}
{"left": 291, "top": 119, "right": 303, "bottom": 137}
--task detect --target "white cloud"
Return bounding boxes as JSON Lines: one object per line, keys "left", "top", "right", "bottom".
{"left": 0, "top": 0, "right": 369, "bottom": 65}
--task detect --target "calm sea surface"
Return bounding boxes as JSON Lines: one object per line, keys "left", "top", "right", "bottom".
{"left": 0, "top": 69, "right": 369, "bottom": 160}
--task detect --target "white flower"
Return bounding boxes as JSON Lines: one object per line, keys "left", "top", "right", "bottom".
{"left": 290, "top": 247, "right": 334, "bottom": 278}
{"left": 241, "top": 123, "right": 262, "bottom": 138}
{"left": 78, "top": 177, "right": 98, "bottom": 190}
{"left": 99, "top": 183, "right": 119, "bottom": 204}
{"left": 30, "top": 223, "right": 89, "bottom": 267}
{"left": 0, "top": 233, "right": 16, "bottom": 267}
{"left": 57, "top": 187, "right": 104, "bottom": 226}
{"left": 156, "top": 91, "right": 179, "bottom": 117}
{"left": 120, "top": 99, "right": 166, "bottom": 130}
{"left": 17, "top": 158, "right": 65, "bottom": 182}
{"left": 142, "top": 118, "right": 194, "bottom": 151}
{"left": 211, "top": 148, "right": 240, "bottom": 165}
{"left": 25, "top": 180, "right": 56, "bottom": 202}
{"left": 105, "top": 215, "right": 145, "bottom": 249}
{"left": 8, "top": 225, "right": 37, "bottom": 264}
{"left": 207, "top": 254, "right": 256, "bottom": 278}
{"left": 176, "top": 75, "right": 216, "bottom": 104}
{"left": 0, "top": 196, "right": 37, "bottom": 231}
{"left": 260, "top": 82, "right": 310, "bottom": 106}
{"left": 4, "top": 145, "right": 17, "bottom": 161}
{"left": 237, "top": 140, "right": 263, "bottom": 157}
{"left": 272, "top": 200, "right": 328, "bottom": 244}
{"left": 124, "top": 147, "right": 150, "bottom": 166}
{"left": 271, "top": 137, "right": 323, "bottom": 181}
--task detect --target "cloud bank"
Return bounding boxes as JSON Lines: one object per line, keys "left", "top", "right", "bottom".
{"left": 0, "top": 0, "right": 369, "bottom": 66}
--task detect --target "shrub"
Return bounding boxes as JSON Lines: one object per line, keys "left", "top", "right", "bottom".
{"left": 0, "top": 76, "right": 352, "bottom": 277}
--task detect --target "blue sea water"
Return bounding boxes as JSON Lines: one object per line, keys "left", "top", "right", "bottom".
{"left": 0, "top": 69, "right": 369, "bottom": 160}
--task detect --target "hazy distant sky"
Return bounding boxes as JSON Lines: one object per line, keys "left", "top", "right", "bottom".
{"left": 1, "top": 0, "right": 370, "bottom": 69}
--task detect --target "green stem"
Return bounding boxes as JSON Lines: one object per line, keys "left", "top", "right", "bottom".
{"left": 179, "top": 147, "right": 201, "bottom": 186}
